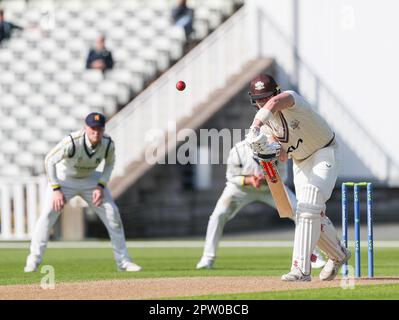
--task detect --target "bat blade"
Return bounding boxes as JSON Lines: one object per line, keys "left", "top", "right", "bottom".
{"left": 260, "top": 160, "right": 294, "bottom": 218}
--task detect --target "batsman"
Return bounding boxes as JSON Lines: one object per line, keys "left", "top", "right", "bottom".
{"left": 245, "top": 74, "right": 350, "bottom": 281}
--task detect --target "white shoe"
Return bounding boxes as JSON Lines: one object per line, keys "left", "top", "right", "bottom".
{"left": 119, "top": 261, "right": 142, "bottom": 272}
{"left": 319, "top": 247, "right": 351, "bottom": 281}
{"left": 24, "top": 264, "right": 38, "bottom": 273}
{"left": 311, "top": 249, "right": 327, "bottom": 269}
{"left": 281, "top": 267, "right": 311, "bottom": 282}
{"left": 196, "top": 257, "right": 214, "bottom": 269}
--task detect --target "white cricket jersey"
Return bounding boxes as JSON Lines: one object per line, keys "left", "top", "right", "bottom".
{"left": 262, "top": 90, "right": 335, "bottom": 161}
{"left": 226, "top": 141, "right": 287, "bottom": 191}
{"left": 44, "top": 129, "right": 115, "bottom": 189}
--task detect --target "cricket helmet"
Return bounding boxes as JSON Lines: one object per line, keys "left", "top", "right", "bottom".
{"left": 248, "top": 74, "right": 281, "bottom": 106}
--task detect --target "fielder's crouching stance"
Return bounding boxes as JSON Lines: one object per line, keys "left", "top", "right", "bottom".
{"left": 24, "top": 113, "right": 141, "bottom": 272}
{"left": 196, "top": 140, "right": 326, "bottom": 270}
{"left": 246, "top": 74, "right": 350, "bottom": 282}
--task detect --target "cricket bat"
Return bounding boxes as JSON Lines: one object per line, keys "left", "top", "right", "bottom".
{"left": 259, "top": 160, "right": 294, "bottom": 218}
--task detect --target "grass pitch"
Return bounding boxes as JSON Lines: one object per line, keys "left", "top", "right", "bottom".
{"left": 0, "top": 245, "right": 398, "bottom": 299}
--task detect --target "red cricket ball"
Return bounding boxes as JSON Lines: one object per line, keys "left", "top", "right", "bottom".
{"left": 176, "top": 80, "right": 186, "bottom": 91}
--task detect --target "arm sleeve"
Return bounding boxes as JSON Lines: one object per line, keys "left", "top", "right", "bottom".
{"left": 105, "top": 51, "right": 114, "bottom": 69}
{"left": 226, "top": 147, "right": 245, "bottom": 186}
{"left": 284, "top": 90, "right": 311, "bottom": 110}
{"left": 10, "top": 22, "right": 23, "bottom": 30}
{"left": 98, "top": 140, "right": 115, "bottom": 187}
{"left": 86, "top": 50, "right": 93, "bottom": 69}
{"left": 44, "top": 136, "right": 74, "bottom": 188}
{"left": 260, "top": 124, "right": 274, "bottom": 141}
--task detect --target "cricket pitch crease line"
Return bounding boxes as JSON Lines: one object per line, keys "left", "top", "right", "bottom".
{"left": 1, "top": 240, "right": 399, "bottom": 249}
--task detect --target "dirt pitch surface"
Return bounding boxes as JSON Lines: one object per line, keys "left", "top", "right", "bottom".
{"left": 1, "top": 276, "right": 399, "bottom": 300}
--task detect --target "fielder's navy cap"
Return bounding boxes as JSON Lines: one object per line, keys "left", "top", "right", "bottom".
{"left": 85, "top": 112, "right": 106, "bottom": 128}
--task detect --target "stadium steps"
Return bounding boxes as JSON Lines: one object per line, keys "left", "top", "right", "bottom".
{"left": 109, "top": 58, "right": 274, "bottom": 198}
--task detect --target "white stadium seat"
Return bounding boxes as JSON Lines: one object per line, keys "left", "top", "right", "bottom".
{"left": 28, "top": 117, "right": 48, "bottom": 130}
{"left": 67, "top": 38, "right": 86, "bottom": 58}
{"left": 1, "top": 93, "right": 18, "bottom": 107}
{"left": 1, "top": 140, "right": 19, "bottom": 154}
{"left": 29, "top": 140, "right": 50, "bottom": 155}
{"left": 53, "top": 50, "right": 71, "bottom": 64}
{"left": 106, "top": 69, "right": 133, "bottom": 86}
{"left": 13, "top": 128, "right": 34, "bottom": 143}
{"left": 0, "top": 50, "right": 13, "bottom": 64}
{"left": 40, "top": 127, "right": 64, "bottom": 143}
{"left": 82, "top": 69, "right": 103, "bottom": 84}
{"left": 12, "top": 105, "right": 33, "bottom": 122}
{"left": 81, "top": 10, "right": 99, "bottom": 25}
{"left": 16, "top": 152, "right": 36, "bottom": 167}
{"left": 123, "top": 38, "right": 143, "bottom": 54}
{"left": 24, "top": 29, "right": 43, "bottom": 46}
{"left": 68, "top": 81, "right": 90, "bottom": 98}
{"left": 81, "top": 28, "right": 100, "bottom": 43}
{"left": 8, "top": 38, "right": 28, "bottom": 55}
{"left": 40, "top": 82, "right": 62, "bottom": 102}
{"left": 0, "top": 71, "right": 16, "bottom": 91}
{"left": 124, "top": 19, "right": 142, "bottom": 35}
{"left": 0, "top": 117, "right": 18, "bottom": 130}
{"left": 28, "top": 94, "right": 47, "bottom": 114}
{"left": 70, "top": 104, "right": 91, "bottom": 119}
{"left": 25, "top": 71, "right": 45, "bottom": 86}
{"left": 54, "top": 10, "right": 70, "bottom": 27}
{"left": 85, "top": 93, "right": 105, "bottom": 110}
{"left": 51, "top": 28, "right": 70, "bottom": 45}
{"left": 0, "top": 164, "right": 21, "bottom": 176}
{"left": 169, "top": 25, "right": 186, "bottom": 43}
{"left": 40, "top": 39, "right": 58, "bottom": 55}
{"left": 40, "top": 60, "right": 59, "bottom": 76}
{"left": 43, "top": 105, "right": 64, "bottom": 121}
{"left": 54, "top": 71, "right": 75, "bottom": 87}
{"left": 68, "top": 59, "right": 85, "bottom": 73}
{"left": 10, "top": 61, "right": 30, "bottom": 79}
{"left": 67, "top": 19, "right": 86, "bottom": 36}
{"left": 98, "top": 81, "right": 118, "bottom": 105}
{"left": 58, "top": 116, "right": 79, "bottom": 131}
{"left": 25, "top": 10, "right": 42, "bottom": 25}
{"left": 55, "top": 93, "right": 76, "bottom": 109}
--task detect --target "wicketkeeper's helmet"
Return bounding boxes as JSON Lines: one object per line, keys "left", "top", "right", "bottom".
{"left": 248, "top": 74, "right": 281, "bottom": 106}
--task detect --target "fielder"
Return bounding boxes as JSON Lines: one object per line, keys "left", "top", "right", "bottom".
{"left": 196, "top": 140, "right": 326, "bottom": 270}
{"left": 24, "top": 113, "right": 141, "bottom": 272}
{"left": 246, "top": 74, "right": 350, "bottom": 281}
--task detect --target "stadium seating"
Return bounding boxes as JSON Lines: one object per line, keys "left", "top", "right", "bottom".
{"left": 0, "top": 0, "right": 242, "bottom": 176}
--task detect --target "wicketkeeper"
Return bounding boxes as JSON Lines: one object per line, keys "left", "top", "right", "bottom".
{"left": 24, "top": 113, "right": 141, "bottom": 272}
{"left": 246, "top": 74, "right": 350, "bottom": 281}
{"left": 196, "top": 140, "right": 326, "bottom": 270}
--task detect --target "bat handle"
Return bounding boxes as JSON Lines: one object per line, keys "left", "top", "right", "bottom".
{"left": 260, "top": 161, "right": 278, "bottom": 183}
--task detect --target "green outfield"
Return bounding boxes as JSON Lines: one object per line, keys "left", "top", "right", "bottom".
{"left": 0, "top": 245, "right": 398, "bottom": 299}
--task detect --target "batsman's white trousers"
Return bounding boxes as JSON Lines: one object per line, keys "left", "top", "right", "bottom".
{"left": 291, "top": 142, "right": 345, "bottom": 274}
{"left": 202, "top": 183, "right": 297, "bottom": 260}
{"left": 26, "top": 177, "right": 132, "bottom": 269}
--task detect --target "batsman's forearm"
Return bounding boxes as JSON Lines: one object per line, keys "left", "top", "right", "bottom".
{"left": 253, "top": 108, "right": 272, "bottom": 126}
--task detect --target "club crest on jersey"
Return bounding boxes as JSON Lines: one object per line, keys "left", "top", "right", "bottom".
{"left": 254, "top": 81, "right": 265, "bottom": 91}
{"left": 96, "top": 158, "right": 101, "bottom": 164}
{"left": 289, "top": 119, "right": 300, "bottom": 130}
